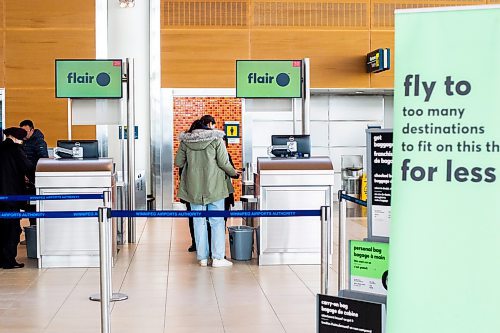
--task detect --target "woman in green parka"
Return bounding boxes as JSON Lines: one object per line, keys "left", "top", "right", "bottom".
{"left": 175, "top": 120, "right": 238, "bottom": 268}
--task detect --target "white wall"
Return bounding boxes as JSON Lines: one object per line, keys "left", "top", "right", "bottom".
{"left": 107, "top": 0, "right": 151, "bottom": 192}
{"left": 244, "top": 98, "right": 295, "bottom": 165}
{"left": 245, "top": 94, "right": 393, "bottom": 197}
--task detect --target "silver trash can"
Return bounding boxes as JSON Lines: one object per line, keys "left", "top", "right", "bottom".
{"left": 342, "top": 167, "right": 363, "bottom": 208}
{"left": 228, "top": 226, "right": 255, "bottom": 261}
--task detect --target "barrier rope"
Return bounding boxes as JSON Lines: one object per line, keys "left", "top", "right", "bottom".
{"left": 0, "top": 194, "right": 104, "bottom": 201}
{"left": 0, "top": 211, "right": 98, "bottom": 219}
{"left": 0, "top": 193, "right": 322, "bottom": 218}
{"left": 0, "top": 209, "right": 321, "bottom": 219}
{"left": 111, "top": 209, "right": 321, "bottom": 218}
{"left": 340, "top": 193, "right": 367, "bottom": 207}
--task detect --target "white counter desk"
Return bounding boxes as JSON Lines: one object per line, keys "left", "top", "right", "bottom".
{"left": 255, "top": 157, "right": 334, "bottom": 265}
{"left": 35, "top": 158, "right": 116, "bottom": 268}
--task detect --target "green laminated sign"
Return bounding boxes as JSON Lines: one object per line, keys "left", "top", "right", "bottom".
{"left": 350, "top": 241, "right": 389, "bottom": 296}
{"left": 55, "top": 59, "right": 123, "bottom": 98}
{"left": 388, "top": 6, "right": 500, "bottom": 333}
{"left": 236, "top": 60, "right": 302, "bottom": 98}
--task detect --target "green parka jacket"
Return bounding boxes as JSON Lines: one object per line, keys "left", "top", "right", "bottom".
{"left": 175, "top": 129, "right": 237, "bottom": 205}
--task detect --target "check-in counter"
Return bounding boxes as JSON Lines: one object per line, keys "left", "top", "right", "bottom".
{"left": 35, "top": 158, "right": 116, "bottom": 268}
{"left": 256, "top": 157, "right": 334, "bottom": 265}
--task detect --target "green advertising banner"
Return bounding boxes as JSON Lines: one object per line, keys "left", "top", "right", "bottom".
{"left": 350, "top": 241, "right": 389, "bottom": 296}
{"left": 388, "top": 6, "right": 500, "bottom": 333}
{"left": 236, "top": 60, "right": 302, "bottom": 98}
{"left": 56, "top": 59, "right": 123, "bottom": 98}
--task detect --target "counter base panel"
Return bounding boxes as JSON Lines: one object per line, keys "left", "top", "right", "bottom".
{"left": 40, "top": 255, "right": 99, "bottom": 268}
{"left": 258, "top": 252, "right": 320, "bottom": 265}
{"left": 258, "top": 186, "right": 331, "bottom": 266}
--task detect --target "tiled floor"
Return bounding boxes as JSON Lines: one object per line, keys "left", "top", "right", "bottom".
{"left": 0, "top": 211, "right": 366, "bottom": 333}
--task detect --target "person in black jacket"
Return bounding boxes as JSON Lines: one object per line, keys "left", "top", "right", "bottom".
{"left": 20, "top": 120, "right": 48, "bottom": 226}
{"left": 0, "top": 127, "right": 32, "bottom": 269}
{"left": 19, "top": 120, "right": 48, "bottom": 170}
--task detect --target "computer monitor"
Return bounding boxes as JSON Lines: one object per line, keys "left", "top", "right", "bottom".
{"left": 271, "top": 135, "right": 311, "bottom": 158}
{"left": 57, "top": 140, "right": 99, "bottom": 159}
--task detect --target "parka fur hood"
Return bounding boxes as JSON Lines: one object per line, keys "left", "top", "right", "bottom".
{"left": 179, "top": 129, "right": 225, "bottom": 150}
{"left": 179, "top": 128, "right": 225, "bottom": 142}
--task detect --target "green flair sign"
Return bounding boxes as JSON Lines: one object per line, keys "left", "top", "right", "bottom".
{"left": 236, "top": 60, "right": 302, "bottom": 98}
{"left": 55, "top": 59, "right": 123, "bottom": 98}
{"left": 388, "top": 6, "right": 500, "bottom": 333}
{"left": 350, "top": 241, "right": 389, "bottom": 296}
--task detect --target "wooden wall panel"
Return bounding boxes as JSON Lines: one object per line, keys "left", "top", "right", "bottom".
{"left": 72, "top": 125, "right": 96, "bottom": 140}
{"left": 5, "top": 31, "right": 95, "bottom": 88}
{"left": 0, "top": 1, "right": 96, "bottom": 142}
{"left": 0, "top": 0, "right": 3, "bottom": 88}
{"left": 371, "top": 0, "right": 484, "bottom": 29}
{"left": 252, "top": 0, "right": 369, "bottom": 29}
{"left": 370, "top": 31, "right": 394, "bottom": 88}
{"left": 0, "top": 0, "right": 4, "bottom": 28}
{"left": 0, "top": 31, "right": 4, "bottom": 87}
{"left": 161, "top": 29, "right": 250, "bottom": 87}
{"left": 250, "top": 30, "right": 370, "bottom": 88}
{"left": 164, "top": 1, "right": 248, "bottom": 27}
{"left": 6, "top": 88, "right": 70, "bottom": 146}
{"left": 161, "top": 0, "right": 498, "bottom": 89}
{"left": 5, "top": 0, "right": 95, "bottom": 29}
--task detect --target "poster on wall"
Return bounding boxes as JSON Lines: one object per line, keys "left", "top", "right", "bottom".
{"left": 350, "top": 241, "right": 389, "bottom": 296}
{"left": 366, "top": 129, "right": 393, "bottom": 240}
{"left": 388, "top": 6, "right": 500, "bottom": 333}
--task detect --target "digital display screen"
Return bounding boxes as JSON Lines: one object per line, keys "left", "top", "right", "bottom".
{"left": 236, "top": 60, "right": 302, "bottom": 98}
{"left": 55, "top": 59, "right": 123, "bottom": 98}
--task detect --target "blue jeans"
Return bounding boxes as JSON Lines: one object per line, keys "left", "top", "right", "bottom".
{"left": 190, "top": 199, "right": 226, "bottom": 261}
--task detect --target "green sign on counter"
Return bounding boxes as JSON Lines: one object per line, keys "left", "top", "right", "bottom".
{"left": 236, "top": 60, "right": 302, "bottom": 98}
{"left": 350, "top": 241, "right": 389, "bottom": 296}
{"left": 56, "top": 59, "right": 123, "bottom": 98}
{"left": 388, "top": 6, "right": 500, "bottom": 333}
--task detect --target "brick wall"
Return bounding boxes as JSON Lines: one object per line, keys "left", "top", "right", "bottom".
{"left": 173, "top": 97, "right": 243, "bottom": 202}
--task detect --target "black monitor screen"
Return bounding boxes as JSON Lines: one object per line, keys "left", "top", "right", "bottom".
{"left": 271, "top": 135, "right": 311, "bottom": 158}
{"left": 57, "top": 140, "right": 99, "bottom": 159}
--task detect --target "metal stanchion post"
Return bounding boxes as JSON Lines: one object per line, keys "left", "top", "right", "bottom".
{"left": 104, "top": 190, "right": 113, "bottom": 301}
{"left": 126, "top": 58, "right": 137, "bottom": 244}
{"left": 320, "top": 206, "right": 331, "bottom": 295}
{"left": 338, "top": 190, "right": 348, "bottom": 293}
{"left": 90, "top": 192, "right": 128, "bottom": 302}
{"left": 98, "top": 206, "right": 111, "bottom": 333}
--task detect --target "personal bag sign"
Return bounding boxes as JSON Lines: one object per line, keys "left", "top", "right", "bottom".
{"left": 350, "top": 241, "right": 389, "bottom": 296}
{"left": 317, "top": 295, "right": 385, "bottom": 333}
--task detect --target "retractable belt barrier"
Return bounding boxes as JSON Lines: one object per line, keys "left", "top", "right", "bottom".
{"left": 0, "top": 210, "right": 320, "bottom": 219}
{"left": 0, "top": 194, "right": 104, "bottom": 201}
{"left": 0, "top": 193, "right": 330, "bottom": 333}
{"left": 339, "top": 193, "right": 367, "bottom": 207}
{"left": 111, "top": 209, "right": 321, "bottom": 218}
{"left": 0, "top": 211, "right": 98, "bottom": 219}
